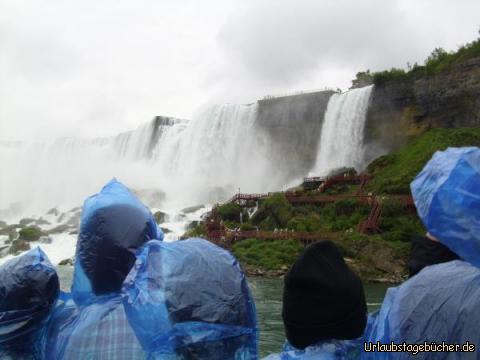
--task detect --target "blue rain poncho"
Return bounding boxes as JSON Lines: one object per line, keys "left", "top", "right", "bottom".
{"left": 262, "top": 338, "right": 363, "bottom": 360}
{"left": 122, "top": 238, "right": 258, "bottom": 359}
{"left": 72, "top": 178, "right": 162, "bottom": 305}
{"left": 0, "top": 247, "right": 59, "bottom": 360}
{"left": 46, "top": 179, "right": 162, "bottom": 359}
{"left": 263, "top": 316, "right": 378, "bottom": 360}
{"left": 363, "top": 260, "right": 480, "bottom": 359}
{"left": 47, "top": 179, "right": 257, "bottom": 359}
{"left": 411, "top": 147, "right": 480, "bottom": 267}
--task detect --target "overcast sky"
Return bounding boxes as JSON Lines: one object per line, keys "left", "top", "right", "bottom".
{"left": 1, "top": 0, "right": 479, "bottom": 141}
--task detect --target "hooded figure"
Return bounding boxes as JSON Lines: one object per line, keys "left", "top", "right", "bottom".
{"left": 363, "top": 147, "right": 480, "bottom": 359}
{"left": 265, "top": 240, "right": 367, "bottom": 359}
{"left": 0, "top": 247, "right": 59, "bottom": 360}
{"left": 122, "top": 238, "right": 258, "bottom": 359}
{"left": 47, "top": 179, "right": 162, "bottom": 359}
{"left": 72, "top": 179, "right": 162, "bottom": 304}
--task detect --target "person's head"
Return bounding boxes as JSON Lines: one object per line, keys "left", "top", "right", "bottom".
{"left": 411, "top": 147, "right": 480, "bottom": 267}
{"left": 408, "top": 234, "right": 460, "bottom": 277}
{"left": 122, "top": 239, "right": 258, "bottom": 359}
{"left": 72, "top": 179, "right": 162, "bottom": 303}
{"left": 0, "top": 247, "right": 59, "bottom": 356}
{"left": 282, "top": 240, "right": 367, "bottom": 349}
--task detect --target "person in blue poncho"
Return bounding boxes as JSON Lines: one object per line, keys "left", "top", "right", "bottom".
{"left": 47, "top": 179, "right": 163, "bottom": 359}
{"left": 122, "top": 238, "right": 258, "bottom": 359}
{"left": 264, "top": 240, "right": 368, "bottom": 360}
{"left": 47, "top": 179, "right": 258, "bottom": 359}
{"left": 363, "top": 147, "right": 480, "bottom": 359}
{"left": 0, "top": 247, "right": 60, "bottom": 360}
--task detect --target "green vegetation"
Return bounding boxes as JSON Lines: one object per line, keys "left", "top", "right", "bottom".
{"left": 379, "top": 200, "right": 425, "bottom": 242}
{"left": 18, "top": 226, "right": 43, "bottom": 241}
{"left": 368, "top": 128, "right": 480, "bottom": 193}
{"left": 371, "top": 33, "right": 480, "bottom": 85}
{"left": 351, "top": 70, "right": 373, "bottom": 88}
{"left": 251, "top": 193, "right": 293, "bottom": 230}
{"left": 232, "top": 238, "right": 303, "bottom": 271}
{"left": 181, "top": 222, "right": 207, "bottom": 239}
{"left": 217, "top": 203, "right": 242, "bottom": 222}
{"left": 197, "top": 127, "right": 480, "bottom": 279}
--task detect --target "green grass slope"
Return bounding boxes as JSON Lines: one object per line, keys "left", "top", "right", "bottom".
{"left": 367, "top": 128, "right": 480, "bottom": 194}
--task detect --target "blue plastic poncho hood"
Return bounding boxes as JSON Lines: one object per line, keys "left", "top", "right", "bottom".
{"left": 72, "top": 179, "right": 162, "bottom": 305}
{"left": 411, "top": 147, "right": 480, "bottom": 267}
{"left": 122, "top": 238, "right": 258, "bottom": 359}
{"left": 363, "top": 260, "right": 480, "bottom": 359}
{"left": 0, "top": 247, "right": 59, "bottom": 359}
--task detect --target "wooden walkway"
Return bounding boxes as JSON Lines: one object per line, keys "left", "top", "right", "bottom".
{"left": 207, "top": 173, "right": 416, "bottom": 246}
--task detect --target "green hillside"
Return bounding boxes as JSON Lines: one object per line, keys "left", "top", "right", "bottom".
{"left": 367, "top": 128, "right": 480, "bottom": 194}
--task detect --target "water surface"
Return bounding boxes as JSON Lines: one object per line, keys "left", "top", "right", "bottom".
{"left": 248, "top": 277, "right": 389, "bottom": 357}
{"left": 57, "top": 266, "right": 389, "bottom": 358}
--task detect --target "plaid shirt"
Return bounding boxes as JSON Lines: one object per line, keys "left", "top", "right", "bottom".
{"left": 63, "top": 299, "right": 146, "bottom": 360}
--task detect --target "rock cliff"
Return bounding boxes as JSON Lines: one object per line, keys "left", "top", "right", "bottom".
{"left": 364, "top": 56, "right": 480, "bottom": 163}
{"left": 255, "top": 90, "right": 334, "bottom": 178}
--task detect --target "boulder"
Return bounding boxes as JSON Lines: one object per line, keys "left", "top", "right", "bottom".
{"left": 58, "top": 258, "right": 74, "bottom": 266}
{"left": 160, "top": 227, "right": 172, "bottom": 234}
{"left": 35, "top": 218, "right": 50, "bottom": 226}
{"left": 173, "top": 213, "right": 186, "bottom": 222}
{"left": 9, "top": 238, "right": 30, "bottom": 254}
{"left": 19, "top": 218, "right": 35, "bottom": 227}
{"left": 39, "top": 235, "right": 52, "bottom": 244}
{"left": 47, "top": 208, "right": 59, "bottom": 216}
{"left": 181, "top": 205, "right": 205, "bottom": 214}
{"left": 153, "top": 211, "right": 167, "bottom": 224}
{"left": 47, "top": 224, "right": 71, "bottom": 234}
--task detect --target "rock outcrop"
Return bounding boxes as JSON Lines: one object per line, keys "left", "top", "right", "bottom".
{"left": 364, "top": 56, "right": 480, "bottom": 162}
{"left": 256, "top": 90, "right": 335, "bottom": 177}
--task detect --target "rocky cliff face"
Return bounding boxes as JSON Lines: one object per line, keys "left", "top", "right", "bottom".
{"left": 364, "top": 56, "right": 480, "bottom": 163}
{"left": 255, "top": 90, "right": 334, "bottom": 178}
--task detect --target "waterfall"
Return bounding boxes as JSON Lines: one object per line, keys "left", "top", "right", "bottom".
{"left": 149, "top": 103, "right": 275, "bottom": 206}
{"left": 0, "top": 87, "right": 374, "bottom": 220}
{"left": 0, "top": 117, "right": 184, "bottom": 218}
{"left": 310, "top": 85, "right": 373, "bottom": 176}
{"left": 0, "top": 105, "right": 277, "bottom": 218}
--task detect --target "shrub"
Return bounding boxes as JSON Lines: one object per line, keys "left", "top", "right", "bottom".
{"left": 232, "top": 238, "right": 303, "bottom": 270}
{"left": 217, "top": 203, "right": 242, "bottom": 222}
{"left": 18, "top": 226, "right": 42, "bottom": 241}
{"left": 251, "top": 193, "right": 293, "bottom": 230}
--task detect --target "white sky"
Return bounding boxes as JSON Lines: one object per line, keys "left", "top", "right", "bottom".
{"left": 1, "top": 0, "right": 479, "bottom": 141}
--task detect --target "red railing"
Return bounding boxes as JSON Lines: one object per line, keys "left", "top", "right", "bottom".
{"left": 208, "top": 175, "right": 416, "bottom": 243}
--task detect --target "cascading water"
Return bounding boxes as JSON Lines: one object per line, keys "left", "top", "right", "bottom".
{"left": 0, "top": 116, "right": 184, "bottom": 218}
{"left": 0, "top": 87, "right": 374, "bottom": 224}
{"left": 0, "top": 89, "right": 378, "bottom": 263}
{"left": 152, "top": 103, "right": 276, "bottom": 206}
{"left": 0, "top": 105, "right": 279, "bottom": 219}
{"left": 310, "top": 85, "right": 373, "bottom": 176}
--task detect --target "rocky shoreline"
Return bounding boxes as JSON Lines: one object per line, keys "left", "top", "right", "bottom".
{"left": 242, "top": 262, "right": 405, "bottom": 284}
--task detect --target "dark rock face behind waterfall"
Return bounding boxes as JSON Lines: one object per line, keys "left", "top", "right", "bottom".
{"left": 255, "top": 90, "right": 335, "bottom": 178}
{"left": 364, "top": 56, "right": 480, "bottom": 163}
